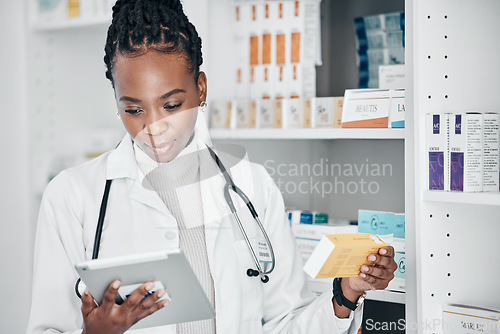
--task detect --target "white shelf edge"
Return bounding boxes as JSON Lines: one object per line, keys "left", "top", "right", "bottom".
{"left": 209, "top": 128, "right": 405, "bottom": 140}
{"left": 422, "top": 191, "right": 500, "bottom": 206}
{"left": 366, "top": 290, "right": 406, "bottom": 304}
{"left": 31, "top": 16, "right": 111, "bottom": 31}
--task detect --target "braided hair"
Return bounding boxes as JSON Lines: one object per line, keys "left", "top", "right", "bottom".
{"left": 104, "top": 0, "right": 203, "bottom": 87}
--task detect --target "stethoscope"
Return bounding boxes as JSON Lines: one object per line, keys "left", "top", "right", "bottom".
{"left": 75, "top": 144, "right": 275, "bottom": 299}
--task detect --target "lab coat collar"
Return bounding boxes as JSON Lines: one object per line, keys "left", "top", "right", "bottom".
{"left": 106, "top": 132, "right": 138, "bottom": 180}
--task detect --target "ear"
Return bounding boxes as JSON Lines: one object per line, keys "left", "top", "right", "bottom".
{"left": 197, "top": 71, "right": 207, "bottom": 104}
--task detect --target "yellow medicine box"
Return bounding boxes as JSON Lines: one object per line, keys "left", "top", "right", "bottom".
{"left": 303, "top": 234, "right": 387, "bottom": 279}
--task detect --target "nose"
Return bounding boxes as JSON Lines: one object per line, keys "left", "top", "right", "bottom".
{"left": 144, "top": 111, "right": 168, "bottom": 136}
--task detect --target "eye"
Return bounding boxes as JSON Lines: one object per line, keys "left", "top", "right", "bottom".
{"left": 164, "top": 103, "right": 182, "bottom": 111}
{"left": 124, "top": 109, "right": 143, "bottom": 115}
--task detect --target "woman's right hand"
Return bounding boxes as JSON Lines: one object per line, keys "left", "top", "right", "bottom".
{"left": 81, "top": 280, "right": 169, "bottom": 334}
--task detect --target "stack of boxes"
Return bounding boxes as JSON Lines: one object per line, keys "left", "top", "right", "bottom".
{"left": 354, "top": 12, "right": 405, "bottom": 89}
{"left": 426, "top": 112, "right": 500, "bottom": 192}
{"left": 211, "top": 0, "right": 324, "bottom": 130}
{"left": 358, "top": 210, "right": 405, "bottom": 293}
{"left": 288, "top": 208, "right": 406, "bottom": 296}
{"left": 232, "top": 0, "right": 321, "bottom": 101}
{"left": 209, "top": 96, "right": 346, "bottom": 129}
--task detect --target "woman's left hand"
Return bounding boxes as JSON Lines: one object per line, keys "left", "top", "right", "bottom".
{"left": 347, "top": 246, "right": 398, "bottom": 293}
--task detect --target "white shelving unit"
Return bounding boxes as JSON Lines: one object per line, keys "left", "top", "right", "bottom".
{"left": 209, "top": 128, "right": 405, "bottom": 140}
{"left": 422, "top": 191, "right": 500, "bottom": 206}
{"left": 406, "top": 1, "right": 500, "bottom": 333}
{"left": 32, "top": 16, "right": 111, "bottom": 31}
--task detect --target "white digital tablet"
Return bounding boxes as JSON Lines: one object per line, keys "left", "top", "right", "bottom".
{"left": 75, "top": 249, "right": 215, "bottom": 330}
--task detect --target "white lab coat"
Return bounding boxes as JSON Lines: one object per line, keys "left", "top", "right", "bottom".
{"left": 26, "top": 114, "right": 363, "bottom": 334}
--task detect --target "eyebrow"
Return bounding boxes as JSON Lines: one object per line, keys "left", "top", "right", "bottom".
{"left": 119, "top": 89, "right": 186, "bottom": 103}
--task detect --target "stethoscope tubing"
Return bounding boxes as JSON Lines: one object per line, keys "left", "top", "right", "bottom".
{"left": 75, "top": 144, "right": 276, "bottom": 298}
{"left": 208, "top": 144, "right": 275, "bottom": 277}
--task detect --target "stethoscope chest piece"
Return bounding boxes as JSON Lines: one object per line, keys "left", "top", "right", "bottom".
{"left": 246, "top": 268, "right": 269, "bottom": 283}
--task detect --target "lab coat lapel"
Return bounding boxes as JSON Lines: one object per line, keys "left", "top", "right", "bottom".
{"left": 199, "top": 145, "right": 230, "bottom": 262}
{"left": 129, "top": 178, "right": 172, "bottom": 217}
{"left": 106, "top": 133, "right": 172, "bottom": 217}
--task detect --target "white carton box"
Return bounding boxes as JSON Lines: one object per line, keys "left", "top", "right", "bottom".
{"left": 483, "top": 113, "right": 499, "bottom": 192}
{"left": 292, "top": 224, "right": 359, "bottom": 264}
{"left": 274, "top": 66, "right": 289, "bottom": 99}
{"left": 283, "top": 98, "right": 304, "bottom": 129}
{"left": 235, "top": 66, "right": 250, "bottom": 100}
{"left": 389, "top": 89, "right": 405, "bottom": 128}
{"left": 292, "top": 224, "right": 358, "bottom": 297}
{"left": 379, "top": 64, "right": 405, "bottom": 89}
{"left": 235, "top": 100, "right": 257, "bottom": 128}
{"left": 342, "top": 89, "right": 391, "bottom": 128}
{"left": 449, "top": 113, "right": 483, "bottom": 192}
{"left": 209, "top": 101, "right": 232, "bottom": 129}
{"left": 443, "top": 304, "right": 500, "bottom": 334}
{"left": 261, "top": 66, "right": 275, "bottom": 99}
{"left": 311, "top": 97, "right": 335, "bottom": 128}
{"left": 249, "top": 66, "right": 263, "bottom": 100}
{"left": 427, "top": 114, "right": 450, "bottom": 191}
{"left": 257, "top": 99, "right": 274, "bottom": 128}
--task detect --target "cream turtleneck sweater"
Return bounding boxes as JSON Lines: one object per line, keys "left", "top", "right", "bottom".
{"left": 133, "top": 132, "right": 215, "bottom": 334}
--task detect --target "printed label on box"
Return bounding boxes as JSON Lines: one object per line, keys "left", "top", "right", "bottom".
{"left": 358, "top": 210, "right": 395, "bottom": 235}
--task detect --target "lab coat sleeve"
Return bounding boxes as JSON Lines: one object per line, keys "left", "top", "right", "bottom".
{"left": 26, "top": 170, "right": 86, "bottom": 334}
{"left": 257, "top": 166, "right": 363, "bottom": 334}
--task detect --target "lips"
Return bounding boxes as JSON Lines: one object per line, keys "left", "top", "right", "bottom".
{"left": 144, "top": 140, "right": 175, "bottom": 155}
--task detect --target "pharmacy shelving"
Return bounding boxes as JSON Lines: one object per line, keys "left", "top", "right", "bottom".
{"left": 406, "top": 0, "right": 500, "bottom": 333}
{"left": 422, "top": 191, "right": 500, "bottom": 206}
{"left": 209, "top": 128, "right": 405, "bottom": 140}
{"left": 31, "top": 16, "right": 110, "bottom": 31}
{"left": 27, "top": 0, "right": 113, "bottom": 32}
{"left": 24, "top": 0, "right": 500, "bottom": 332}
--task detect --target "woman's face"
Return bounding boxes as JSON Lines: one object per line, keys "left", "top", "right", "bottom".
{"left": 112, "top": 51, "right": 207, "bottom": 163}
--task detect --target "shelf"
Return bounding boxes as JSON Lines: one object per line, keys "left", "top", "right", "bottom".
{"left": 422, "top": 191, "right": 500, "bottom": 206}
{"left": 209, "top": 128, "right": 405, "bottom": 140}
{"left": 366, "top": 290, "right": 405, "bottom": 304}
{"left": 32, "top": 16, "right": 111, "bottom": 31}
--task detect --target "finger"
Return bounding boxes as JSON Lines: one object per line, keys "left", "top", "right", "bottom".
{"left": 360, "top": 264, "right": 395, "bottom": 281}
{"left": 135, "top": 293, "right": 170, "bottom": 320}
{"left": 81, "top": 289, "right": 97, "bottom": 318}
{"left": 123, "top": 281, "right": 155, "bottom": 310}
{"left": 101, "top": 279, "right": 121, "bottom": 312}
{"left": 359, "top": 271, "right": 378, "bottom": 285}
{"left": 132, "top": 289, "right": 165, "bottom": 314}
{"left": 379, "top": 246, "right": 394, "bottom": 257}
{"left": 359, "top": 272, "right": 390, "bottom": 290}
{"left": 367, "top": 253, "right": 397, "bottom": 270}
